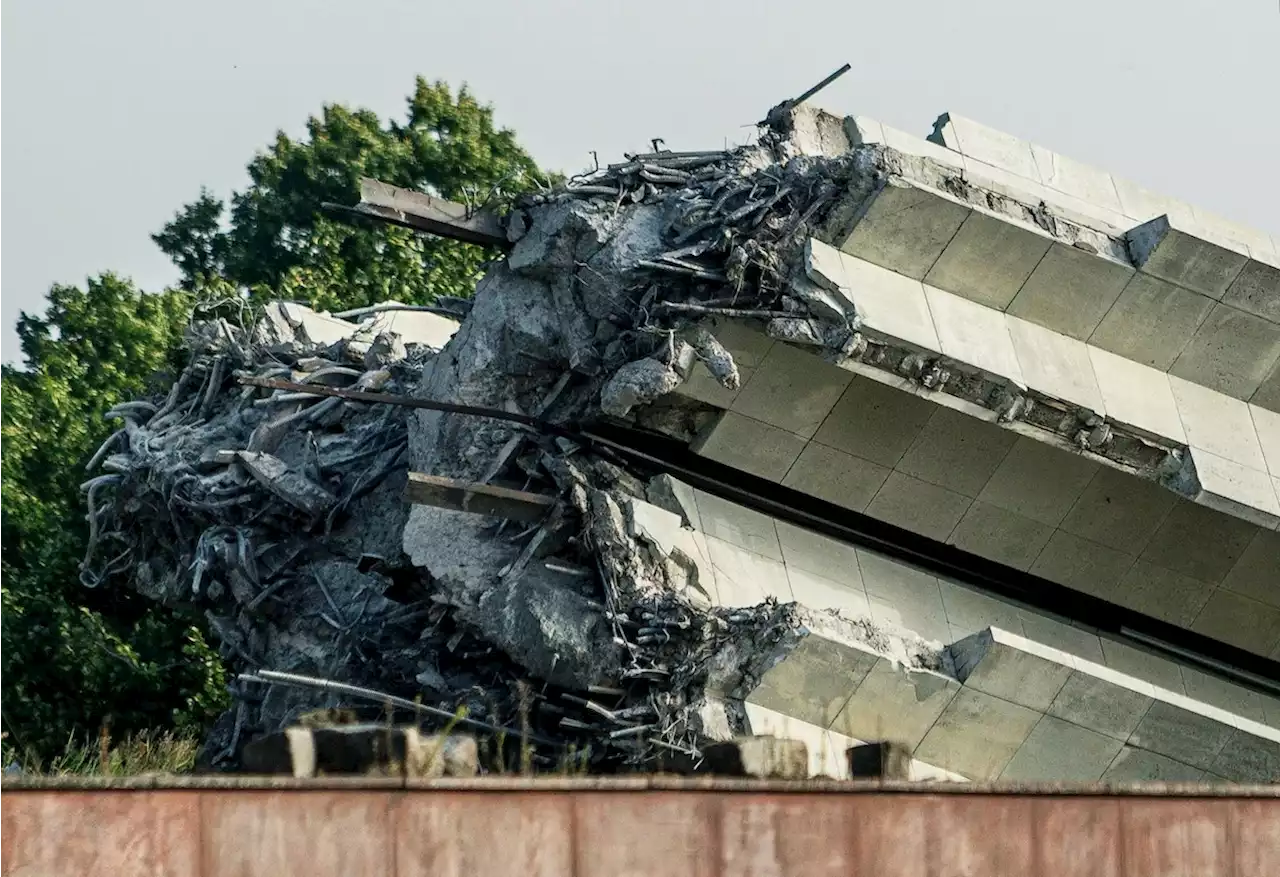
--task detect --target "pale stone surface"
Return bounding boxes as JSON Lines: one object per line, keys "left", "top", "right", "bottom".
{"left": 933, "top": 112, "right": 1040, "bottom": 179}
{"left": 841, "top": 250, "right": 942, "bottom": 350}
{"left": 924, "top": 211, "right": 1052, "bottom": 311}
{"left": 1006, "top": 315, "right": 1106, "bottom": 414}
{"left": 746, "top": 634, "right": 878, "bottom": 730}
{"left": 1029, "top": 530, "right": 1134, "bottom": 599}
{"left": 951, "top": 629, "right": 1073, "bottom": 712}
{"left": 924, "top": 284, "right": 1024, "bottom": 381}
{"left": 881, "top": 123, "right": 966, "bottom": 170}
{"left": 785, "top": 566, "right": 872, "bottom": 620}
{"left": 1098, "top": 638, "right": 1186, "bottom": 694}
{"left": 937, "top": 580, "right": 1026, "bottom": 640}
{"left": 1006, "top": 243, "right": 1134, "bottom": 341}
{"left": 1112, "top": 177, "right": 1197, "bottom": 226}
{"left": 692, "top": 411, "right": 806, "bottom": 482}
{"left": 1102, "top": 746, "right": 1206, "bottom": 782}
{"left": 999, "top": 715, "right": 1125, "bottom": 782}
{"left": 731, "top": 343, "right": 852, "bottom": 439}
{"left": 1169, "top": 302, "right": 1280, "bottom": 400}
{"left": 1113, "top": 561, "right": 1214, "bottom": 627}
{"left": 1139, "top": 499, "right": 1257, "bottom": 584}
{"left": 705, "top": 536, "right": 791, "bottom": 607}
{"left": 694, "top": 489, "right": 783, "bottom": 561}
{"left": 838, "top": 179, "right": 972, "bottom": 281}
{"left": 1191, "top": 208, "right": 1278, "bottom": 262}
{"left": 1087, "top": 273, "right": 1215, "bottom": 371}
{"left": 843, "top": 115, "right": 886, "bottom": 146}
{"left": 1190, "top": 449, "right": 1280, "bottom": 528}
{"left": 1128, "top": 215, "right": 1249, "bottom": 301}
{"left": 1087, "top": 345, "right": 1186, "bottom": 442}
{"left": 1019, "top": 614, "right": 1106, "bottom": 665}
{"left": 915, "top": 687, "right": 1042, "bottom": 780}
{"left": 365, "top": 308, "right": 460, "bottom": 350}
{"left": 774, "top": 521, "right": 864, "bottom": 587}
{"left": 741, "top": 703, "right": 851, "bottom": 779}
{"left": 1221, "top": 529, "right": 1280, "bottom": 609}
{"left": 812, "top": 376, "right": 936, "bottom": 468}
{"left": 976, "top": 437, "right": 1098, "bottom": 527}
{"left": 1128, "top": 699, "right": 1236, "bottom": 771}
{"left": 1222, "top": 255, "right": 1280, "bottom": 323}
{"left": 947, "top": 500, "right": 1053, "bottom": 571}
{"left": 781, "top": 441, "right": 889, "bottom": 513}
{"left": 864, "top": 471, "right": 973, "bottom": 542}
{"left": 1190, "top": 590, "right": 1280, "bottom": 657}
{"left": 831, "top": 658, "right": 960, "bottom": 748}
{"left": 896, "top": 406, "right": 1018, "bottom": 498}
{"left": 1252, "top": 404, "right": 1280, "bottom": 477}
{"left": 1048, "top": 670, "right": 1154, "bottom": 740}
{"left": 1169, "top": 375, "right": 1268, "bottom": 471}
{"left": 857, "top": 550, "right": 952, "bottom": 643}
{"left": 1029, "top": 145, "right": 1124, "bottom": 212}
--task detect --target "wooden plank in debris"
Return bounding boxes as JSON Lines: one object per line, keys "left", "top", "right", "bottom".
{"left": 404, "top": 472, "right": 555, "bottom": 523}
{"left": 354, "top": 178, "right": 508, "bottom": 248}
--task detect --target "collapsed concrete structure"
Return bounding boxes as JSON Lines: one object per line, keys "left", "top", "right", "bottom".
{"left": 85, "top": 99, "right": 1280, "bottom": 782}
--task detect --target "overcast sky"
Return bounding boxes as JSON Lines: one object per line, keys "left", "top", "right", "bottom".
{"left": 4, "top": 0, "right": 1278, "bottom": 364}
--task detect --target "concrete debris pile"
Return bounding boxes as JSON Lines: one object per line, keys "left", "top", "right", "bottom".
{"left": 86, "top": 106, "right": 956, "bottom": 773}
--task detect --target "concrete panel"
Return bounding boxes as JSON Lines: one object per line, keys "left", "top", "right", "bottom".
{"left": 785, "top": 566, "right": 871, "bottom": 620}
{"left": 864, "top": 471, "right": 973, "bottom": 542}
{"left": 1190, "top": 449, "right": 1280, "bottom": 529}
{"left": 693, "top": 411, "right": 807, "bottom": 483}
{"left": 1030, "top": 530, "right": 1135, "bottom": 600}
{"left": 1114, "top": 561, "right": 1214, "bottom": 627}
{"left": 1049, "top": 670, "right": 1154, "bottom": 740}
{"left": 840, "top": 251, "right": 941, "bottom": 350}
{"left": 1169, "top": 375, "right": 1268, "bottom": 471}
{"left": 1191, "top": 590, "right": 1280, "bottom": 657}
{"left": 937, "top": 581, "right": 1027, "bottom": 640}
{"left": 1058, "top": 467, "right": 1175, "bottom": 555}
{"left": 831, "top": 657, "right": 960, "bottom": 747}
{"left": 812, "top": 376, "right": 935, "bottom": 467}
{"left": 731, "top": 343, "right": 852, "bottom": 439}
{"left": 1252, "top": 358, "right": 1280, "bottom": 413}
{"left": 694, "top": 490, "right": 783, "bottom": 560}
{"left": 1128, "top": 699, "right": 1236, "bottom": 771}
{"left": 1170, "top": 303, "right": 1280, "bottom": 400}
{"left": 1000, "top": 715, "right": 1125, "bottom": 782}
{"left": 1112, "top": 177, "right": 1198, "bottom": 226}
{"left": 1222, "top": 255, "right": 1280, "bottom": 323}
{"left": 976, "top": 436, "right": 1099, "bottom": 527}
{"left": 951, "top": 629, "right": 1073, "bottom": 712}
{"left": 924, "top": 211, "right": 1052, "bottom": 311}
{"left": 1007, "top": 315, "right": 1106, "bottom": 414}
{"left": 1139, "top": 499, "right": 1257, "bottom": 584}
{"left": 1208, "top": 728, "right": 1280, "bottom": 784}
{"left": 925, "top": 284, "right": 1024, "bottom": 381}
{"left": 948, "top": 500, "right": 1053, "bottom": 571}
{"left": 896, "top": 407, "right": 1018, "bottom": 498}
{"left": 1029, "top": 144, "right": 1125, "bottom": 213}
{"left": 1128, "top": 215, "right": 1249, "bottom": 301}
{"left": 1087, "top": 273, "right": 1215, "bottom": 371}
{"left": 1252, "top": 405, "right": 1280, "bottom": 476}
{"left": 933, "top": 112, "right": 1040, "bottom": 179}
{"left": 915, "top": 687, "right": 1042, "bottom": 780}
{"left": 746, "top": 634, "right": 878, "bottom": 730}
{"left": 705, "top": 536, "right": 792, "bottom": 608}
{"left": 1102, "top": 746, "right": 1206, "bottom": 782}
{"left": 781, "top": 441, "right": 889, "bottom": 513}
{"left": 1088, "top": 346, "right": 1186, "bottom": 443}
{"left": 1221, "top": 529, "right": 1280, "bottom": 609}
{"left": 856, "top": 550, "right": 952, "bottom": 643}
{"left": 838, "top": 179, "right": 972, "bottom": 281}
{"left": 1098, "top": 638, "right": 1186, "bottom": 694}
{"left": 774, "top": 520, "right": 864, "bottom": 587}
{"left": 1007, "top": 243, "right": 1134, "bottom": 341}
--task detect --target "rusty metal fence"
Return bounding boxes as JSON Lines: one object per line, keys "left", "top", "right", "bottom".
{"left": 4, "top": 777, "right": 1279, "bottom": 876}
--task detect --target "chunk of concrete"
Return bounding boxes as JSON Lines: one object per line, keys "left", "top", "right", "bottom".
{"left": 1128, "top": 215, "right": 1249, "bottom": 300}
{"left": 880, "top": 123, "right": 965, "bottom": 171}
{"left": 278, "top": 302, "right": 361, "bottom": 346}
{"left": 950, "top": 628, "right": 1073, "bottom": 712}
{"left": 924, "top": 211, "right": 1052, "bottom": 311}
{"left": 364, "top": 306, "right": 460, "bottom": 349}
{"left": 1169, "top": 302, "right": 1280, "bottom": 400}
{"left": 837, "top": 178, "right": 972, "bottom": 281}
{"left": 701, "top": 736, "right": 809, "bottom": 779}
{"left": 1087, "top": 273, "right": 1216, "bottom": 371}
{"left": 1006, "top": 243, "right": 1134, "bottom": 341}
{"left": 236, "top": 451, "right": 336, "bottom": 517}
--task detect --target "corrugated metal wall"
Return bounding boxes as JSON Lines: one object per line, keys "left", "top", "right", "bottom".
{"left": 4, "top": 780, "right": 1278, "bottom": 876}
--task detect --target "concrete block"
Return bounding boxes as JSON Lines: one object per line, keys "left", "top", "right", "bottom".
{"left": 880, "top": 122, "right": 966, "bottom": 171}
{"left": 864, "top": 471, "right": 973, "bottom": 542}
{"left": 999, "top": 715, "right": 1125, "bottom": 782}
{"left": 1087, "top": 273, "right": 1216, "bottom": 371}
{"left": 1128, "top": 215, "right": 1249, "bottom": 300}
{"left": 1019, "top": 614, "right": 1105, "bottom": 665}
{"left": 1170, "top": 302, "right": 1280, "bottom": 400}
{"left": 1139, "top": 499, "right": 1257, "bottom": 584}
{"left": 785, "top": 566, "right": 871, "bottom": 619}
{"left": 1222, "top": 254, "right": 1280, "bottom": 323}
{"left": 951, "top": 628, "right": 1073, "bottom": 712}
{"left": 1191, "top": 590, "right": 1280, "bottom": 657}
{"left": 693, "top": 411, "right": 807, "bottom": 483}
{"left": 1030, "top": 530, "right": 1134, "bottom": 601}
{"left": 1252, "top": 405, "right": 1280, "bottom": 477}
{"left": 937, "top": 580, "right": 1026, "bottom": 640}
{"left": 775, "top": 520, "right": 864, "bottom": 587}
{"left": 702, "top": 736, "right": 808, "bottom": 779}
{"left": 278, "top": 302, "right": 360, "bottom": 346}
{"left": 924, "top": 211, "right": 1052, "bottom": 311}
{"left": 840, "top": 251, "right": 942, "bottom": 350}
{"left": 781, "top": 441, "right": 890, "bottom": 513}
{"left": 1006, "top": 315, "right": 1106, "bottom": 414}
{"left": 976, "top": 436, "right": 1098, "bottom": 527}
{"left": 731, "top": 343, "right": 852, "bottom": 439}
{"left": 746, "top": 634, "right": 878, "bottom": 730}
{"left": 924, "top": 284, "right": 1024, "bottom": 381}
{"left": 948, "top": 500, "right": 1053, "bottom": 571}
{"left": 847, "top": 741, "right": 914, "bottom": 779}
{"left": 915, "top": 687, "right": 1042, "bottom": 780}
{"left": 1112, "top": 177, "right": 1197, "bottom": 226}
{"left": 1101, "top": 746, "right": 1206, "bottom": 782}
{"left": 831, "top": 657, "right": 960, "bottom": 748}
{"left": 1221, "top": 529, "right": 1280, "bottom": 609}
{"left": 1029, "top": 144, "right": 1125, "bottom": 214}
{"left": 1048, "top": 669, "right": 1154, "bottom": 740}
{"left": 1190, "top": 449, "right": 1280, "bottom": 529}
{"left": 1169, "top": 375, "right": 1268, "bottom": 471}
{"left": 1113, "top": 561, "right": 1214, "bottom": 627}
{"left": 813, "top": 376, "right": 936, "bottom": 467}
{"left": 1207, "top": 728, "right": 1280, "bottom": 783}
{"left": 838, "top": 179, "right": 972, "bottom": 281}
{"left": 1128, "top": 699, "right": 1236, "bottom": 771}
{"left": 857, "top": 550, "right": 952, "bottom": 643}
{"left": 693, "top": 490, "right": 782, "bottom": 560}
{"left": 897, "top": 407, "right": 1018, "bottom": 498}
{"left": 1058, "top": 467, "right": 1175, "bottom": 555}
{"left": 1252, "top": 357, "right": 1280, "bottom": 413}
{"left": 1087, "top": 346, "right": 1186, "bottom": 443}
{"left": 365, "top": 308, "right": 460, "bottom": 350}
{"left": 1006, "top": 243, "right": 1134, "bottom": 341}
{"left": 932, "top": 112, "right": 1039, "bottom": 180}
{"left": 705, "top": 537, "right": 791, "bottom": 608}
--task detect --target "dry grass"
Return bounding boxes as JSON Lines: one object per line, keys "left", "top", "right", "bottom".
{"left": 3, "top": 727, "right": 200, "bottom": 776}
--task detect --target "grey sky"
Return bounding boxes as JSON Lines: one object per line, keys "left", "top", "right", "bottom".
{"left": 4, "top": 0, "right": 1278, "bottom": 364}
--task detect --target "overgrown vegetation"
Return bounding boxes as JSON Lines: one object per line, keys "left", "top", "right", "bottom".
{"left": 2, "top": 78, "right": 550, "bottom": 764}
